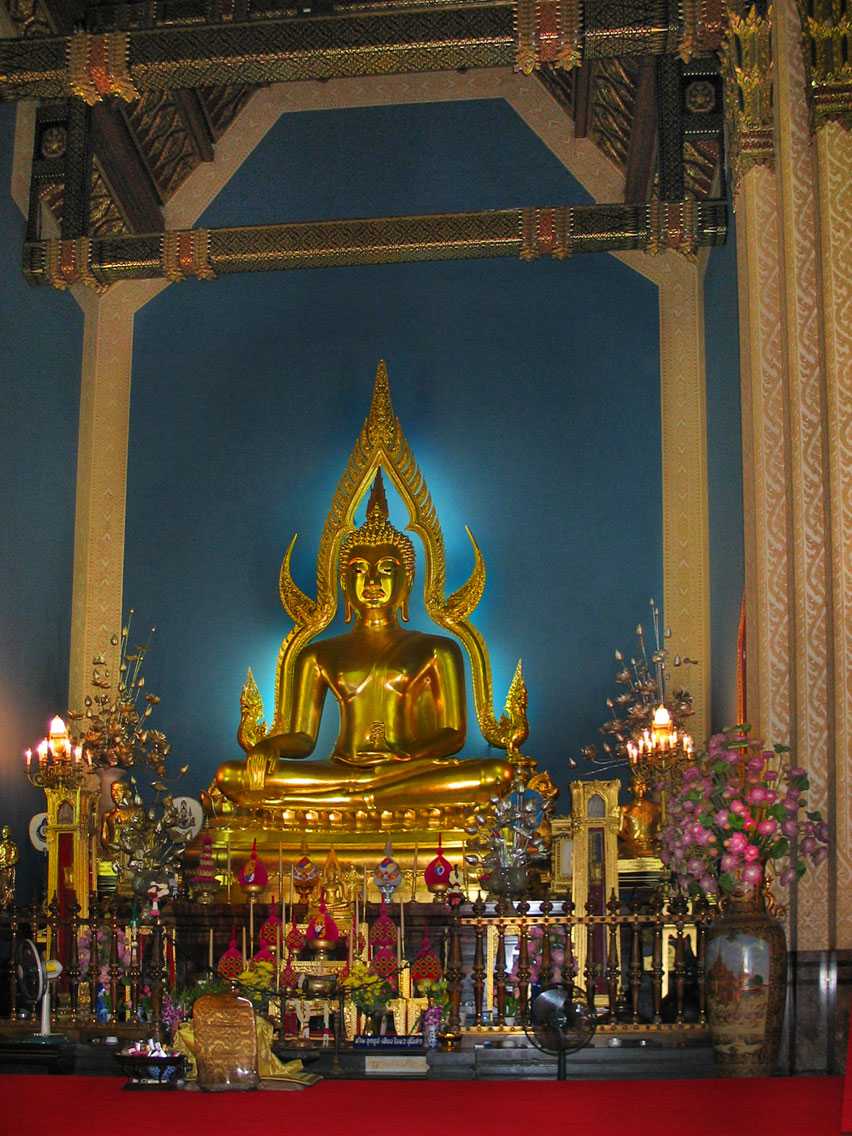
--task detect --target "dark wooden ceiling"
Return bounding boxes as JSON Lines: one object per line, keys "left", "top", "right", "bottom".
{"left": 1, "top": 0, "right": 726, "bottom": 282}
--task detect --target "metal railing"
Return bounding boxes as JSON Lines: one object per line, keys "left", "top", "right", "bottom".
{"left": 445, "top": 892, "right": 712, "bottom": 1034}
{"left": 1, "top": 895, "right": 166, "bottom": 1035}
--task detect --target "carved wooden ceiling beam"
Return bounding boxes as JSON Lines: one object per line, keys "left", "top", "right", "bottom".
{"left": 0, "top": 0, "right": 725, "bottom": 103}
{"left": 572, "top": 64, "right": 594, "bottom": 138}
{"left": 623, "top": 56, "right": 656, "bottom": 202}
{"left": 22, "top": 197, "right": 726, "bottom": 291}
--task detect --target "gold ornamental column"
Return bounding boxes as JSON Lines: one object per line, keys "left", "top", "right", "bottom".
{"left": 68, "top": 284, "right": 164, "bottom": 707}
{"left": 800, "top": 0, "right": 852, "bottom": 946}
{"left": 773, "top": 0, "right": 832, "bottom": 951}
{"left": 723, "top": 5, "right": 794, "bottom": 752}
{"left": 656, "top": 255, "right": 711, "bottom": 744}
{"left": 816, "top": 125, "right": 852, "bottom": 946}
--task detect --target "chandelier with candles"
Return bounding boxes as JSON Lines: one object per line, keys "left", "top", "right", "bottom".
{"left": 25, "top": 716, "right": 89, "bottom": 790}
{"left": 577, "top": 599, "right": 698, "bottom": 798}
{"left": 625, "top": 703, "right": 694, "bottom": 816}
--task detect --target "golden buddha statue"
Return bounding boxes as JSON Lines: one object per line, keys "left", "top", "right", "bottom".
{"left": 197, "top": 362, "right": 553, "bottom": 892}
{"left": 618, "top": 775, "right": 661, "bottom": 859}
{"left": 101, "top": 779, "right": 145, "bottom": 854}
{"left": 215, "top": 472, "right": 512, "bottom": 812}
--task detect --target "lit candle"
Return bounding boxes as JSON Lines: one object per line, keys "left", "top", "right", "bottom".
{"left": 48, "top": 716, "right": 68, "bottom": 758}
{"left": 37, "top": 739, "right": 49, "bottom": 765}
{"left": 652, "top": 704, "right": 671, "bottom": 729}
{"left": 25, "top": 749, "right": 32, "bottom": 770}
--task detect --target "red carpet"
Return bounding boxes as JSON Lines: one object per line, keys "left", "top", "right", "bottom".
{"left": 843, "top": 1002, "right": 852, "bottom": 1134}
{"left": 0, "top": 1075, "right": 843, "bottom": 1136}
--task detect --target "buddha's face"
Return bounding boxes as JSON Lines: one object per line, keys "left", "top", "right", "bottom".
{"left": 342, "top": 542, "right": 409, "bottom": 620}
{"left": 111, "top": 781, "right": 132, "bottom": 808}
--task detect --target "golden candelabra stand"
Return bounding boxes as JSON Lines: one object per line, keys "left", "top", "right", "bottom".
{"left": 625, "top": 704, "right": 694, "bottom": 821}
{"left": 25, "top": 716, "right": 98, "bottom": 920}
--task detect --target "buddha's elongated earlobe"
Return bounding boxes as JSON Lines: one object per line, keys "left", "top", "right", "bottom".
{"left": 342, "top": 583, "right": 353, "bottom": 623}
{"left": 400, "top": 597, "right": 409, "bottom": 623}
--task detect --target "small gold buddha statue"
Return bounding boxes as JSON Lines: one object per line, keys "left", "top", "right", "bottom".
{"left": 310, "top": 849, "right": 351, "bottom": 933}
{"left": 100, "top": 779, "right": 145, "bottom": 856}
{"left": 215, "top": 473, "right": 512, "bottom": 813}
{"left": 618, "top": 776, "right": 661, "bottom": 859}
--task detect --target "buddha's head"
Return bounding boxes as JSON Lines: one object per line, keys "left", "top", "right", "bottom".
{"left": 340, "top": 470, "right": 415, "bottom": 624}
{"left": 111, "top": 780, "right": 133, "bottom": 808}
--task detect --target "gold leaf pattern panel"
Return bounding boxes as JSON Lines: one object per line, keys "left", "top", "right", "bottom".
{"left": 775, "top": 0, "right": 831, "bottom": 952}
{"left": 816, "top": 120, "right": 852, "bottom": 948}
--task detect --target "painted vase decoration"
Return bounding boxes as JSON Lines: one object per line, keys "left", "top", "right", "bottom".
{"left": 704, "top": 885, "right": 787, "bottom": 1076}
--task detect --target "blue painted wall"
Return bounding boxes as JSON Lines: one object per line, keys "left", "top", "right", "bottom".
{"left": 124, "top": 100, "right": 662, "bottom": 806}
{"left": 0, "top": 105, "right": 83, "bottom": 895}
{"left": 705, "top": 211, "right": 744, "bottom": 732}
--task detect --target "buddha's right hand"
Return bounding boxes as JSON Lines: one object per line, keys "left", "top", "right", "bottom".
{"left": 245, "top": 749, "right": 274, "bottom": 791}
{"left": 246, "top": 731, "right": 315, "bottom": 763}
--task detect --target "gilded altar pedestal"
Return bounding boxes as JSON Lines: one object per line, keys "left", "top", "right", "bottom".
{"left": 190, "top": 819, "right": 474, "bottom": 904}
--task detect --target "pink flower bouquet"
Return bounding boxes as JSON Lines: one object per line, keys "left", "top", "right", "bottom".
{"left": 659, "top": 726, "right": 829, "bottom": 896}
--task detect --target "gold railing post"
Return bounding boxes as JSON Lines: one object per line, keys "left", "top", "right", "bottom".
{"left": 605, "top": 890, "right": 620, "bottom": 1017}
{"left": 108, "top": 904, "right": 121, "bottom": 1024}
{"left": 8, "top": 906, "right": 18, "bottom": 1021}
{"left": 472, "top": 894, "right": 486, "bottom": 1026}
{"left": 629, "top": 910, "right": 643, "bottom": 1024}
{"left": 516, "top": 900, "right": 531, "bottom": 1025}
{"left": 149, "top": 918, "right": 165, "bottom": 1038}
{"left": 540, "top": 897, "right": 553, "bottom": 985}
{"left": 670, "top": 892, "right": 688, "bottom": 1025}
{"left": 68, "top": 898, "right": 81, "bottom": 1023}
{"left": 563, "top": 897, "right": 576, "bottom": 1000}
{"left": 493, "top": 900, "right": 507, "bottom": 1026}
{"left": 88, "top": 894, "right": 100, "bottom": 1024}
{"left": 652, "top": 907, "right": 664, "bottom": 1024}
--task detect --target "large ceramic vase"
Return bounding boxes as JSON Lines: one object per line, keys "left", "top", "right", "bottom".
{"left": 704, "top": 885, "right": 787, "bottom": 1076}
